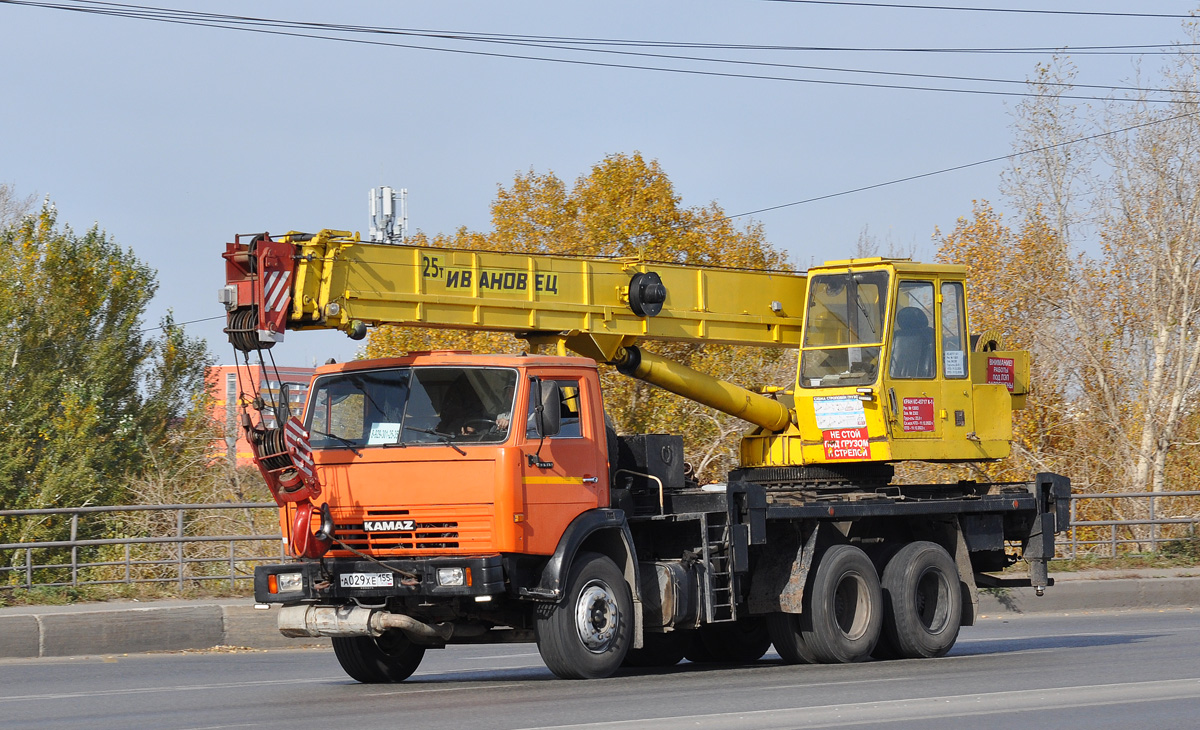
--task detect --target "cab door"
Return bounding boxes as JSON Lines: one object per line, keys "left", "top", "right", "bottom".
{"left": 886, "top": 279, "right": 942, "bottom": 442}
{"left": 517, "top": 372, "right": 605, "bottom": 555}
{"left": 884, "top": 277, "right": 975, "bottom": 457}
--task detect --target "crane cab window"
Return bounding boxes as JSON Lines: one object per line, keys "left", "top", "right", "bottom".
{"left": 941, "top": 281, "right": 968, "bottom": 379}
{"left": 526, "top": 379, "right": 583, "bottom": 439}
{"left": 888, "top": 281, "right": 936, "bottom": 379}
{"left": 800, "top": 270, "right": 889, "bottom": 388}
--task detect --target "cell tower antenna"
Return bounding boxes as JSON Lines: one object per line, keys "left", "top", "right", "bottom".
{"left": 369, "top": 186, "right": 407, "bottom": 244}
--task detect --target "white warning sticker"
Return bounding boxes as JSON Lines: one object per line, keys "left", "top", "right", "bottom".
{"left": 812, "top": 395, "right": 867, "bottom": 430}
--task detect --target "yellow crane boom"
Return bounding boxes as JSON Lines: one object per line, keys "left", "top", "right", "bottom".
{"left": 222, "top": 229, "right": 1027, "bottom": 468}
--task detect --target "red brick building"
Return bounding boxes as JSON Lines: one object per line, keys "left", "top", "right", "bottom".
{"left": 208, "top": 364, "right": 315, "bottom": 465}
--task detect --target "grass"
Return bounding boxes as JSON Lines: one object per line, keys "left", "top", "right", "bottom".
{"left": 0, "top": 581, "right": 253, "bottom": 608}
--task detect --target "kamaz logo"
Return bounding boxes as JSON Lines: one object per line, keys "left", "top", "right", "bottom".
{"left": 363, "top": 519, "right": 416, "bottom": 532}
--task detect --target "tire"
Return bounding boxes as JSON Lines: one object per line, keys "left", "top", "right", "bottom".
{"left": 331, "top": 632, "right": 426, "bottom": 683}
{"left": 801, "top": 544, "right": 883, "bottom": 663}
{"left": 689, "top": 618, "right": 772, "bottom": 664}
{"left": 879, "top": 541, "right": 961, "bottom": 659}
{"left": 535, "top": 551, "right": 632, "bottom": 679}
{"left": 766, "top": 612, "right": 818, "bottom": 665}
{"left": 622, "top": 630, "right": 687, "bottom": 668}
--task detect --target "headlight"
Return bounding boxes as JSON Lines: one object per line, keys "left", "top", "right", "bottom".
{"left": 270, "top": 572, "right": 304, "bottom": 593}
{"left": 437, "top": 567, "right": 466, "bottom": 586}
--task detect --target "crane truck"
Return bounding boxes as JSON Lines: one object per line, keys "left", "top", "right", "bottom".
{"left": 220, "top": 229, "right": 1070, "bottom": 681}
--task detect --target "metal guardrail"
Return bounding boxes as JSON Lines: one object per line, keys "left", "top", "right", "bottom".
{"left": 1, "top": 492, "right": 1197, "bottom": 592}
{"left": 0, "top": 503, "right": 283, "bottom": 591}
{"left": 1065, "top": 490, "right": 1200, "bottom": 559}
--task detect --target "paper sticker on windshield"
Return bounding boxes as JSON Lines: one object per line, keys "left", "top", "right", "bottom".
{"left": 944, "top": 350, "right": 965, "bottom": 377}
{"left": 813, "top": 395, "right": 867, "bottom": 430}
{"left": 367, "top": 422, "right": 401, "bottom": 445}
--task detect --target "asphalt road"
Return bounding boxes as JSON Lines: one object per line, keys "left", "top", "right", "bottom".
{"left": 3, "top": 608, "right": 1197, "bottom": 730}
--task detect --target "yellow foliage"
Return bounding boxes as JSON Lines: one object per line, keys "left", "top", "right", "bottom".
{"left": 366, "top": 153, "right": 794, "bottom": 482}
{"left": 933, "top": 202, "right": 1073, "bottom": 482}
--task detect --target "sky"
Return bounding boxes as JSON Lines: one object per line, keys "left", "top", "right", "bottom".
{"left": 1, "top": 1, "right": 1195, "bottom": 367}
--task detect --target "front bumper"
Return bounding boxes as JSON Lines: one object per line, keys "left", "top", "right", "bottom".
{"left": 255, "top": 554, "right": 506, "bottom": 604}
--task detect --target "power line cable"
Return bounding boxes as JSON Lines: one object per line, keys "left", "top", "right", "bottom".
{"left": 0, "top": 0, "right": 1188, "bottom": 102}
{"left": 761, "top": 1, "right": 1200, "bottom": 20}
{"left": 722, "top": 109, "right": 1200, "bottom": 220}
{"left": 26, "top": 0, "right": 1194, "bottom": 54}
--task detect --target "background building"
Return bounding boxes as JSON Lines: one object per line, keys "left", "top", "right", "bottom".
{"left": 208, "top": 364, "right": 315, "bottom": 466}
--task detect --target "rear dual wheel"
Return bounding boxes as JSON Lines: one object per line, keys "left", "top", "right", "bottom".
{"left": 801, "top": 544, "right": 883, "bottom": 663}
{"left": 684, "top": 617, "right": 772, "bottom": 664}
{"left": 768, "top": 544, "right": 882, "bottom": 664}
{"left": 623, "top": 630, "right": 688, "bottom": 668}
{"left": 878, "top": 541, "right": 961, "bottom": 659}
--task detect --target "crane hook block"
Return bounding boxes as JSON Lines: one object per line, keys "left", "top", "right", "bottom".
{"left": 629, "top": 271, "right": 667, "bottom": 317}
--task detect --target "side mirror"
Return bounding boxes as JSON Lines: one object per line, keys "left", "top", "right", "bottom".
{"left": 277, "top": 382, "right": 292, "bottom": 423}
{"left": 534, "top": 379, "right": 562, "bottom": 438}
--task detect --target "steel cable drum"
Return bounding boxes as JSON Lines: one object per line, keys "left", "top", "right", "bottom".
{"left": 227, "top": 307, "right": 271, "bottom": 352}
{"left": 255, "top": 427, "right": 292, "bottom": 472}
{"left": 971, "top": 329, "right": 1005, "bottom": 352}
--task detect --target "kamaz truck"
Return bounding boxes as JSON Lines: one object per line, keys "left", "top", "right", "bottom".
{"left": 220, "top": 230, "right": 1069, "bottom": 681}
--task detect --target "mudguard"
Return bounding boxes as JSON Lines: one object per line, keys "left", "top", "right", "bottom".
{"left": 520, "top": 508, "right": 638, "bottom": 603}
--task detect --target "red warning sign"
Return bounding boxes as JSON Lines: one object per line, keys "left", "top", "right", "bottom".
{"left": 901, "top": 397, "right": 935, "bottom": 432}
{"left": 987, "top": 357, "right": 1015, "bottom": 391}
{"left": 823, "top": 427, "right": 870, "bottom": 460}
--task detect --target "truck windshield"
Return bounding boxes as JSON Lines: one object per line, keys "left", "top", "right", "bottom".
{"left": 800, "top": 270, "right": 889, "bottom": 388}
{"left": 306, "top": 367, "right": 519, "bottom": 449}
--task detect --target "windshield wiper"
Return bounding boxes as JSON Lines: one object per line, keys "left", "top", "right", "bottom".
{"left": 312, "top": 430, "right": 363, "bottom": 457}
{"left": 404, "top": 426, "right": 467, "bottom": 456}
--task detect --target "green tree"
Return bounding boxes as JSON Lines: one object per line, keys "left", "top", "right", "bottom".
{"left": 368, "top": 153, "right": 795, "bottom": 482}
{"left": 0, "top": 203, "right": 213, "bottom": 548}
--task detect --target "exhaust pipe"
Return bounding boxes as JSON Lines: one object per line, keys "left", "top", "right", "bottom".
{"left": 277, "top": 605, "right": 460, "bottom": 642}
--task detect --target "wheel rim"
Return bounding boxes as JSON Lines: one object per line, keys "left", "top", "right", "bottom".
{"left": 575, "top": 579, "right": 620, "bottom": 653}
{"left": 832, "top": 571, "right": 872, "bottom": 641}
{"left": 914, "top": 567, "right": 951, "bottom": 633}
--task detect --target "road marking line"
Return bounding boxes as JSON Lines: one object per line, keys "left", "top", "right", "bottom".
{"left": 365, "top": 682, "right": 524, "bottom": 697}
{"left": 0, "top": 676, "right": 344, "bottom": 703}
{"left": 511, "top": 678, "right": 1200, "bottom": 730}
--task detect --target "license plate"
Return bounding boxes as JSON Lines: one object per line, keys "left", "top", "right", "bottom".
{"left": 339, "top": 572, "right": 394, "bottom": 588}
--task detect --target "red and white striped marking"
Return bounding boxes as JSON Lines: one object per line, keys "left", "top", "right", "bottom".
{"left": 263, "top": 270, "right": 292, "bottom": 313}
{"left": 283, "top": 417, "right": 314, "bottom": 478}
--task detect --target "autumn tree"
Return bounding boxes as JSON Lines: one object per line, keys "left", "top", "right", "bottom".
{"left": 0, "top": 202, "right": 213, "bottom": 551}
{"left": 934, "top": 202, "right": 1072, "bottom": 482}
{"left": 0, "top": 183, "right": 35, "bottom": 225}
{"left": 941, "top": 35, "right": 1200, "bottom": 546}
{"left": 368, "top": 153, "right": 794, "bottom": 482}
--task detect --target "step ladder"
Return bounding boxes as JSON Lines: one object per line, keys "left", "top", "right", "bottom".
{"left": 700, "top": 512, "right": 737, "bottom": 623}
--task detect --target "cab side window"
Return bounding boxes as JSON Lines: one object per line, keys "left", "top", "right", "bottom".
{"left": 940, "top": 282, "right": 968, "bottom": 379}
{"left": 526, "top": 378, "right": 583, "bottom": 439}
{"left": 888, "top": 281, "right": 936, "bottom": 379}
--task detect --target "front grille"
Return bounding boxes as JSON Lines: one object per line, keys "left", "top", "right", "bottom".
{"left": 331, "top": 505, "right": 494, "bottom": 555}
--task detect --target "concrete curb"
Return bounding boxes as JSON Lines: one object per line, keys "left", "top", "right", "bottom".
{"left": 0, "top": 575, "right": 1196, "bottom": 659}
{"left": 0, "top": 601, "right": 328, "bottom": 658}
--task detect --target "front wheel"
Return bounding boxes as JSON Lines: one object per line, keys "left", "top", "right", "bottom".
{"left": 536, "top": 551, "right": 632, "bottom": 679}
{"left": 802, "top": 544, "right": 883, "bottom": 663}
{"left": 331, "top": 632, "right": 426, "bottom": 683}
